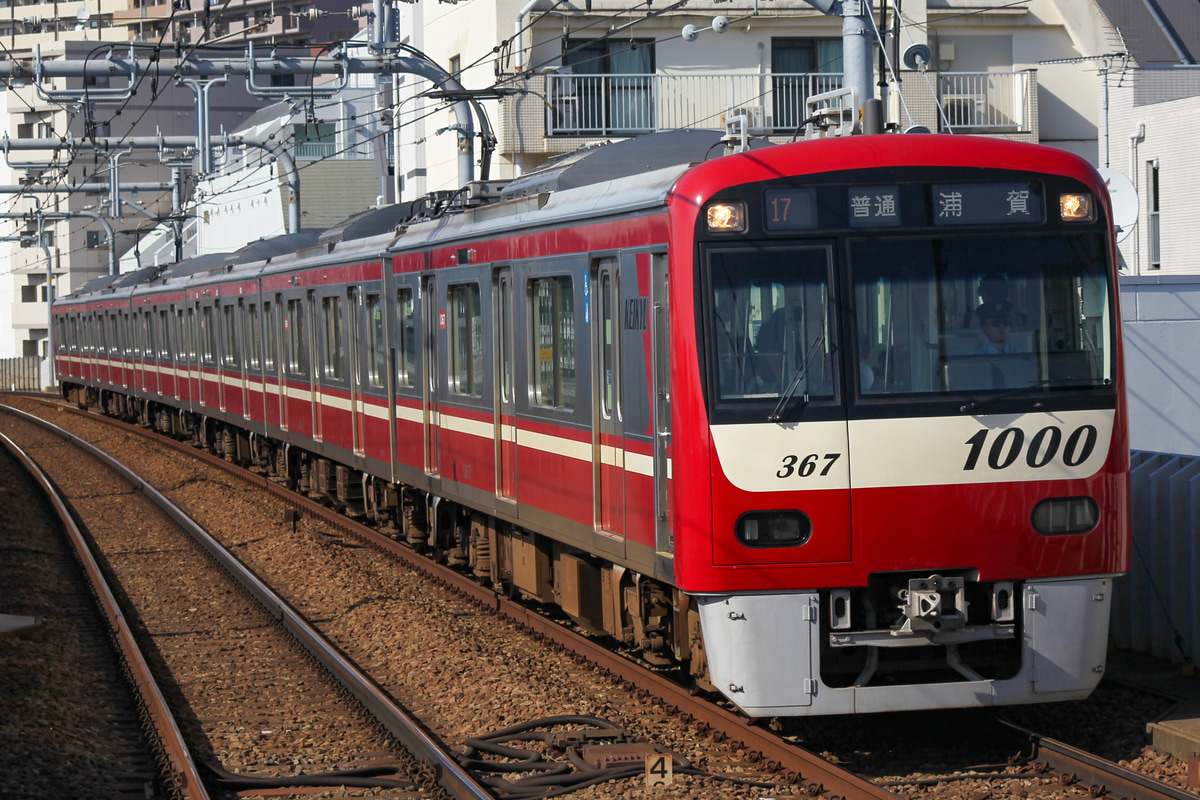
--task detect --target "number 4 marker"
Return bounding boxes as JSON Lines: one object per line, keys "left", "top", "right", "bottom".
{"left": 646, "top": 753, "right": 673, "bottom": 787}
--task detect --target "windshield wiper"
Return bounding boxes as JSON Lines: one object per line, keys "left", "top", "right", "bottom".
{"left": 959, "top": 377, "right": 1111, "bottom": 415}
{"left": 769, "top": 335, "right": 825, "bottom": 422}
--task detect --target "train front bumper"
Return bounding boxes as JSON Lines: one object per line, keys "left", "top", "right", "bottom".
{"left": 696, "top": 576, "right": 1113, "bottom": 717}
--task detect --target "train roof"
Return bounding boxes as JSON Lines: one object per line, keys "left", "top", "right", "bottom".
{"left": 500, "top": 129, "right": 770, "bottom": 199}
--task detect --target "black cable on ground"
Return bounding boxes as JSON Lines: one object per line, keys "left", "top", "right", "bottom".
{"left": 460, "top": 715, "right": 779, "bottom": 800}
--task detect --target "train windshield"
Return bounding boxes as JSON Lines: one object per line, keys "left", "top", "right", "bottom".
{"left": 702, "top": 231, "right": 1114, "bottom": 418}
{"left": 850, "top": 232, "right": 1113, "bottom": 398}
{"left": 709, "top": 244, "right": 836, "bottom": 402}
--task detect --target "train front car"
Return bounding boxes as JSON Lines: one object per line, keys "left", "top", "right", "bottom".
{"left": 669, "top": 135, "right": 1129, "bottom": 717}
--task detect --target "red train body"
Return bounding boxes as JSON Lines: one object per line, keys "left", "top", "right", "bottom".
{"left": 54, "top": 132, "right": 1130, "bottom": 716}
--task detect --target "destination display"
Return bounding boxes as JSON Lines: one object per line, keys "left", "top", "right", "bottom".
{"left": 932, "top": 181, "right": 1044, "bottom": 226}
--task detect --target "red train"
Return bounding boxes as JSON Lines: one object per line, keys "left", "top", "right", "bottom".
{"left": 53, "top": 131, "right": 1130, "bottom": 716}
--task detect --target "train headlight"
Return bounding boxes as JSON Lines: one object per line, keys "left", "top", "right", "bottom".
{"left": 706, "top": 202, "right": 746, "bottom": 232}
{"left": 736, "top": 510, "right": 812, "bottom": 548}
{"left": 1059, "top": 193, "right": 1095, "bottom": 222}
{"left": 1031, "top": 497, "right": 1100, "bottom": 535}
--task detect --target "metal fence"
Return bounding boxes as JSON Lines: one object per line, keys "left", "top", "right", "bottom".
{"left": 545, "top": 72, "right": 844, "bottom": 136}
{"left": 1111, "top": 451, "right": 1200, "bottom": 666}
{"left": 0, "top": 356, "right": 41, "bottom": 390}
{"left": 543, "top": 70, "right": 1032, "bottom": 137}
{"left": 934, "top": 71, "right": 1031, "bottom": 132}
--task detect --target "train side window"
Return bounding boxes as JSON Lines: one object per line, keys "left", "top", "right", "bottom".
{"left": 247, "top": 303, "right": 261, "bottom": 369}
{"left": 397, "top": 288, "right": 415, "bottom": 388}
{"left": 366, "top": 294, "right": 385, "bottom": 388}
{"left": 322, "top": 295, "right": 345, "bottom": 381}
{"left": 222, "top": 304, "right": 241, "bottom": 368}
{"left": 286, "top": 298, "right": 309, "bottom": 376}
{"left": 263, "top": 301, "right": 277, "bottom": 370}
{"left": 201, "top": 306, "right": 216, "bottom": 364}
{"left": 529, "top": 276, "right": 576, "bottom": 410}
{"left": 449, "top": 283, "right": 482, "bottom": 396}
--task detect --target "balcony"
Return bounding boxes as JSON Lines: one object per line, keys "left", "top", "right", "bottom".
{"left": 499, "top": 70, "right": 1038, "bottom": 157}
{"left": 544, "top": 71, "right": 844, "bottom": 137}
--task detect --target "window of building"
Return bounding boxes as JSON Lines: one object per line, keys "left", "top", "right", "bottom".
{"left": 291, "top": 122, "right": 335, "bottom": 160}
{"left": 560, "top": 38, "right": 654, "bottom": 134}
{"left": 530, "top": 276, "right": 575, "bottom": 409}
{"left": 86, "top": 230, "right": 105, "bottom": 249}
{"left": 449, "top": 283, "right": 482, "bottom": 396}
{"left": 1148, "top": 161, "right": 1161, "bottom": 271}
{"left": 771, "top": 38, "right": 843, "bottom": 131}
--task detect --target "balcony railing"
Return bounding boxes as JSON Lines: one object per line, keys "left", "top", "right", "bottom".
{"left": 541, "top": 70, "right": 1033, "bottom": 138}
{"left": 936, "top": 72, "right": 1031, "bottom": 132}
{"left": 546, "top": 72, "right": 844, "bottom": 136}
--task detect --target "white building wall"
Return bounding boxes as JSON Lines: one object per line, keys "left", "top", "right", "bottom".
{"left": 1106, "top": 70, "right": 1200, "bottom": 275}
{"left": 1121, "top": 277, "right": 1200, "bottom": 456}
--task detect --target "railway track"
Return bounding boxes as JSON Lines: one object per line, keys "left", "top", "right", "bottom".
{"left": 0, "top": 401, "right": 488, "bottom": 799}
{"left": 4, "top": 393, "right": 1196, "bottom": 800}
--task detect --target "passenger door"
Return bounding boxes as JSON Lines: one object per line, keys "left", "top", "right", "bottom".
{"left": 592, "top": 257, "right": 625, "bottom": 541}
{"left": 422, "top": 275, "right": 440, "bottom": 477}
{"left": 350, "top": 287, "right": 368, "bottom": 457}
{"left": 494, "top": 267, "right": 517, "bottom": 502}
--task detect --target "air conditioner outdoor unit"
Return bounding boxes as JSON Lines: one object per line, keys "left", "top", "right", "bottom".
{"left": 23, "top": 15, "right": 39, "bottom": 26}
{"left": 731, "top": 105, "right": 768, "bottom": 135}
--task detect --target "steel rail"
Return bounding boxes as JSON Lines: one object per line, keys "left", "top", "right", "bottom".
{"left": 0, "top": 403, "right": 494, "bottom": 800}
{"left": 22, "top": 397, "right": 900, "bottom": 800}
{"left": 1000, "top": 720, "right": 1200, "bottom": 800}
{"left": 0, "top": 426, "right": 211, "bottom": 800}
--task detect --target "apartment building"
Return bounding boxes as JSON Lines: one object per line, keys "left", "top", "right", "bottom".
{"left": 0, "top": 0, "right": 361, "bottom": 359}
{"left": 392, "top": 0, "right": 1117, "bottom": 200}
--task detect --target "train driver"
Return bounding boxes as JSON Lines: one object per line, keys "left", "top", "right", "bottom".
{"left": 972, "top": 300, "right": 1028, "bottom": 356}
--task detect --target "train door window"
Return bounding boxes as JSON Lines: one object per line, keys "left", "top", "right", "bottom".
{"left": 449, "top": 283, "right": 482, "bottom": 396}
{"left": 263, "top": 300, "right": 277, "bottom": 371}
{"left": 185, "top": 308, "right": 196, "bottom": 360}
{"left": 397, "top": 287, "right": 415, "bottom": 388}
{"left": 285, "top": 298, "right": 309, "bottom": 376}
{"left": 148, "top": 311, "right": 158, "bottom": 357}
{"left": 322, "top": 295, "right": 345, "bottom": 381}
{"left": 221, "top": 304, "right": 241, "bottom": 367}
{"left": 529, "top": 276, "right": 576, "bottom": 410}
{"left": 365, "top": 293, "right": 385, "bottom": 388}
{"left": 201, "top": 306, "right": 216, "bottom": 364}
{"left": 598, "top": 264, "right": 617, "bottom": 418}
{"left": 496, "top": 275, "right": 514, "bottom": 404}
{"left": 247, "top": 303, "right": 261, "bottom": 370}
{"left": 157, "top": 311, "right": 169, "bottom": 357}
{"left": 123, "top": 313, "right": 133, "bottom": 356}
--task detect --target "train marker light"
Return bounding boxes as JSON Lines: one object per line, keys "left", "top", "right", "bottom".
{"left": 1031, "top": 496, "right": 1099, "bottom": 535}
{"left": 736, "top": 510, "right": 811, "bottom": 548}
{"left": 1059, "top": 193, "right": 1095, "bottom": 222}
{"left": 706, "top": 202, "right": 746, "bottom": 232}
